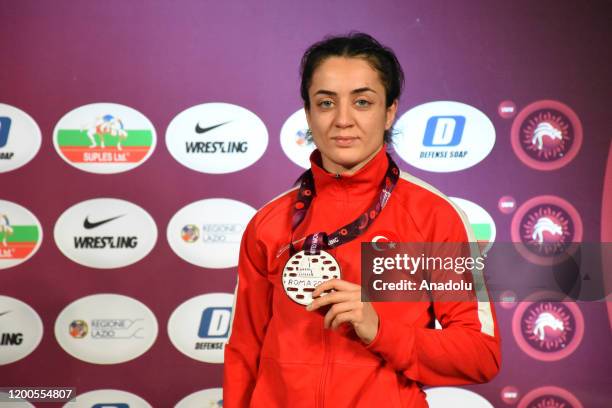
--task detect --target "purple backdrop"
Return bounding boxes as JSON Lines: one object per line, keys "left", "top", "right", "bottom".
{"left": 1, "top": 0, "right": 611, "bottom": 406}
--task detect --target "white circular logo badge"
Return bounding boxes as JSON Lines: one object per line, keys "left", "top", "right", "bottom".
{"left": 168, "top": 293, "right": 233, "bottom": 364}
{"left": 0, "top": 200, "right": 43, "bottom": 270}
{"left": 280, "top": 108, "right": 315, "bottom": 169}
{"left": 166, "top": 102, "right": 268, "bottom": 174}
{"left": 174, "top": 387, "right": 223, "bottom": 408}
{"left": 426, "top": 387, "right": 493, "bottom": 408}
{"left": 0, "top": 296, "right": 43, "bottom": 365}
{"left": 394, "top": 101, "right": 496, "bottom": 172}
{"left": 54, "top": 294, "right": 158, "bottom": 364}
{"left": 0, "top": 104, "right": 42, "bottom": 173}
{"left": 167, "top": 198, "right": 255, "bottom": 269}
{"left": 54, "top": 198, "right": 157, "bottom": 269}
{"left": 53, "top": 103, "right": 157, "bottom": 174}
{"left": 450, "top": 197, "right": 496, "bottom": 254}
{"left": 63, "top": 389, "right": 152, "bottom": 408}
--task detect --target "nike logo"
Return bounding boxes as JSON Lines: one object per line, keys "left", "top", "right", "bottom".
{"left": 0, "top": 311, "right": 11, "bottom": 317}
{"left": 83, "top": 215, "right": 125, "bottom": 230}
{"left": 195, "top": 121, "right": 231, "bottom": 134}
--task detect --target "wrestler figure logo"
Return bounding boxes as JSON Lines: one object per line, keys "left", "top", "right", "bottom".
{"left": 511, "top": 100, "right": 582, "bottom": 171}
{"left": 512, "top": 292, "right": 584, "bottom": 362}
{"left": 518, "top": 386, "right": 583, "bottom": 408}
{"left": 511, "top": 196, "right": 582, "bottom": 265}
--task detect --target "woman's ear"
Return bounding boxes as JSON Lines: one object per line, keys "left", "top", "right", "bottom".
{"left": 385, "top": 100, "right": 398, "bottom": 130}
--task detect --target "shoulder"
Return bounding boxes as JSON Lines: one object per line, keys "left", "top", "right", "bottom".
{"left": 392, "top": 170, "right": 475, "bottom": 242}
{"left": 245, "top": 186, "right": 298, "bottom": 237}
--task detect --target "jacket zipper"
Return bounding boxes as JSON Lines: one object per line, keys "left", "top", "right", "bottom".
{"left": 317, "top": 329, "right": 331, "bottom": 408}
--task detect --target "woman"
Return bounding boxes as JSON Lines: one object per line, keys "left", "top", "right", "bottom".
{"left": 224, "top": 32, "right": 500, "bottom": 407}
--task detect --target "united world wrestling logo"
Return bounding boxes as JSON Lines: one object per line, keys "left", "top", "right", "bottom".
{"left": 511, "top": 100, "right": 582, "bottom": 171}
{"left": 518, "top": 386, "right": 583, "bottom": 408}
{"left": 512, "top": 292, "right": 584, "bottom": 362}
{"left": 511, "top": 196, "right": 582, "bottom": 265}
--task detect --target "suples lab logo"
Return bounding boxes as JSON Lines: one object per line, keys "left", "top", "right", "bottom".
{"left": 53, "top": 103, "right": 157, "bottom": 174}
{"left": 0, "top": 200, "right": 43, "bottom": 270}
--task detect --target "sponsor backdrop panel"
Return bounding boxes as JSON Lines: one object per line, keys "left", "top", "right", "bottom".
{"left": 1, "top": 1, "right": 610, "bottom": 407}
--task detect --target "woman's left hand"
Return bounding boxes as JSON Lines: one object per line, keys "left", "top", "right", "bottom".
{"left": 306, "top": 279, "right": 379, "bottom": 344}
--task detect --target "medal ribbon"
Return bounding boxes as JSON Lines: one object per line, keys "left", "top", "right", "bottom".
{"left": 291, "top": 153, "right": 400, "bottom": 255}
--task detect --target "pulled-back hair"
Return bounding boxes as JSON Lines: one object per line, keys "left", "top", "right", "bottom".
{"left": 300, "top": 32, "right": 404, "bottom": 143}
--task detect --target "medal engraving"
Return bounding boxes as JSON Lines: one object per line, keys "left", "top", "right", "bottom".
{"left": 282, "top": 250, "right": 341, "bottom": 306}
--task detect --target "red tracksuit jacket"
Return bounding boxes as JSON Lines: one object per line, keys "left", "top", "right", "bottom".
{"left": 224, "top": 147, "right": 501, "bottom": 407}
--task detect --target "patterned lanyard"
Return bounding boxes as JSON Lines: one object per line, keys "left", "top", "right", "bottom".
{"left": 290, "top": 153, "right": 400, "bottom": 255}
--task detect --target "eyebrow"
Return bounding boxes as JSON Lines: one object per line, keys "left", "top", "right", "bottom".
{"left": 313, "top": 87, "right": 377, "bottom": 96}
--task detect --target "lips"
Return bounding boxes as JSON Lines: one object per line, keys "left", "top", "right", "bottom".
{"left": 332, "top": 136, "right": 358, "bottom": 146}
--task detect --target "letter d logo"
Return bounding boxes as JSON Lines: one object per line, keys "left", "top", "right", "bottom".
{"left": 198, "top": 307, "right": 232, "bottom": 338}
{"left": 0, "top": 117, "right": 11, "bottom": 148}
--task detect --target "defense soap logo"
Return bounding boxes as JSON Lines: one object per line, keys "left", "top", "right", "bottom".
{"left": 512, "top": 292, "right": 584, "bottom": 362}
{"left": 55, "top": 294, "right": 158, "bottom": 364}
{"left": 0, "top": 200, "right": 43, "bottom": 270}
{"left": 450, "top": 197, "right": 496, "bottom": 255}
{"left": 280, "top": 108, "right": 315, "bottom": 169}
{"left": 53, "top": 103, "right": 156, "bottom": 174}
{"left": 394, "top": 101, "right": 496, "bottom": 172}
{"left": 167, "top": 293, "right": 233, "bottom": 363}
{"left": 54, "top": 198, "right": 157, "bottom": 269}
{"left": 167, "top": 198, "right": 255, "bottom": 269}
{"left": 511, "top": 100, "right": 582, "bottom": 171}
{"left": 0, "top": 104, "right": 42, "bottom": 173}
{"left": 426, "top": 387, "right": 493, "bottom": 408}
{"left": 511, "top": 195, "right": 582, "bottom": 265}
{"left": 0, "top": 296, "right": 43, "bottom": 365}
{"left": 62, "top": 389, "right": 152, "bottom": 408}
{"left": 518, "top": 386, "right": 583, "bottom": 408}
{"left": 175, "top": 388, "right": 223, "bottom": 407}
{"left": 166, "top": 102, "right": 268, "bottom": 174}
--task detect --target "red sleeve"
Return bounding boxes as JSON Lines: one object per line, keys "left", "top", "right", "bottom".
{"left": 223, "top": 216, "right": 273, "bottom": 407}
{"left": 365, "top": 204, "right": 501, "bottom": 385}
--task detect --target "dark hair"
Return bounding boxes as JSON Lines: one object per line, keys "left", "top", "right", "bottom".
{"left": 300, "top": 32, "right": 404, "bottom": 144}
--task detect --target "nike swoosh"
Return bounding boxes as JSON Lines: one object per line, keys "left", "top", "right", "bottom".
{"left": 83, "top": 214, "right": 125, "bottom": 230}
{"left": 195, "top": 121, "right": 231, "bottom": 134}
{"left": 0, "top": 311, "right": 11, "bottom": 317}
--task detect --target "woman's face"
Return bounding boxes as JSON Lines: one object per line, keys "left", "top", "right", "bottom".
{"left": 306, "top": 56, "right": 397, "bottom": 174}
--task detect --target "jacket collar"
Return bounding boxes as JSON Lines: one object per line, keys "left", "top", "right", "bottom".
{"left": 309, "top": 146, "right": 389, "bottom": 201}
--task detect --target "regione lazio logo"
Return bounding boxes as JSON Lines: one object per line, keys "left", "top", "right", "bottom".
{"left": 167, "top": 198, "right": 255, "bottom": 268}
{"left": 517, "top": 386, "right": 583, "bottom": 408}
{"left": 0, "top": 296, "right": 43, "bottom": 365}
{"left": 54, "top": 198, "right": 157, "bottom": 269}
{"left": 0, "top": 103, "right": 42, "bottom": 173}
{"left": 511, "top": 195, "right": 582, "bottom": 265}
{"left": 511, "top": 100, "right": 583, "bottom": 171}
{"left": 280, "top": 108, "right": 316, "bottom": 169}
{"left": 449, "top": 197, "right": 496, "bottom": 255}
{"left": 167, "top": 293, "right": 233, "bottom": 364}
{"left": 53, "top": 103, "right": 156, "bottom": 174}
{"left": 55, "top": 294, "right": 158, "bottom": 364}
{"left": 0, "top": 200, "right": 43, "bottom": 270}
{"left": 166, "top": 102, "right": 268, "bottom": 174}
{"left": 512, "top": 291, "right": 584, "bottom": 362}
{"left": 174, "top": 388, "right": 223, "bottom": 408}
{"left": 426, "top": 387, "right": 493, "bottom": 408}
{"left": 393, "top": 101, "right": 496, "bottom": 172}
{"left": 62, "top": 389, "right": 153, "bottom": 408}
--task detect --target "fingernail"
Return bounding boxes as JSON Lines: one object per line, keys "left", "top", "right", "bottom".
{"left": 306, "top": 303, "right": 312, "bottom": 311}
